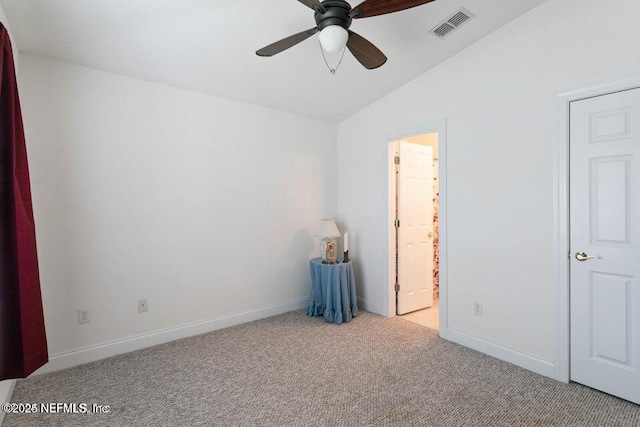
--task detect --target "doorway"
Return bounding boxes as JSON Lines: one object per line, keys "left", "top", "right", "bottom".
{"left": 568, "top": 87, "right": 640, "bottom": 404}
{"left": 555, "top": 78, "right": 640, "bottom": 403}
{"left": 391, "top": 132, "right": 440, "bottom": 331}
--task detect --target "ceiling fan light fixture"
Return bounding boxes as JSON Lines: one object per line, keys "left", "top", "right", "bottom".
{"left": 319, "top": 25, "right": 349, "bottom": 54}
{"left": 257, "top": 0, "right": 435, "bottom": 69}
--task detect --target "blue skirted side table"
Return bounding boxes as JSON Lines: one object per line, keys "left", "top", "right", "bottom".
{"left": 306, "top": 257, "right": 358, "bottom": 325}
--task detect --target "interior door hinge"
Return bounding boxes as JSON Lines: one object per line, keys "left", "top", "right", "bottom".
{"left": 394, "top": 219, "right": 400, "bottom": 228}
{"left": 394, "top": 283, "right": 400, "bottom": 292}
{"left": 394, "top": 156, "right": 400, "bottom": 165}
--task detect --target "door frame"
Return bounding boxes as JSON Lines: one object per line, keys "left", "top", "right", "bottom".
{"left": 385, "top": 119, "right": 448, "bottom": 339}
{"left": 553, "top": 74, "right": 640, "bottom": 383}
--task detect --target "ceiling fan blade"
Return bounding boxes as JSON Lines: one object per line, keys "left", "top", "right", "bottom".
{"left": 256, "top": 28, "right": 319, "bottom": 57}
{"left": 298, "top": 0, "right": 326, "bottom": 13}
{"left": 346, "top": 31, "right": 387, "bottom": 69}
{"left": 350, "top": 0, "right": 436, "bottom": 19}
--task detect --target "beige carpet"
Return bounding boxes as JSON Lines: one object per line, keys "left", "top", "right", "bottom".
{"left": 4, "top": 310, "right": 640, "bottom": 426}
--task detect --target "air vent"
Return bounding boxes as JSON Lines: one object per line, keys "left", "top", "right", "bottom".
{"left": 429, "top": 8, "right": 475, "bottom": 39}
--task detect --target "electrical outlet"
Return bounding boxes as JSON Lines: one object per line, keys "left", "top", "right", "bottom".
{"left": 78, "top": 309, "right": 90, "bottom": 324}
{"left": 473, "top": 302, "right": 483, "bottom": 316}
{"left": 138, "top": 299, "right": 148, "bottom": 313}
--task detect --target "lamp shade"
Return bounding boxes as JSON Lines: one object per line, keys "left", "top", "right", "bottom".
{"left": 319, "top": 25, "right": 349, "bottom": 54}
{"left": 314, "top": 219, "right": 341, "bottom": 238}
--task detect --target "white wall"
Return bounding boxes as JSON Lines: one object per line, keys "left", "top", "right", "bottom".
{"left": 337, "top": 0, "right": 640, "bottom": 372}
{"left": 19, "top": 54, "right": 336, "bottom": 365}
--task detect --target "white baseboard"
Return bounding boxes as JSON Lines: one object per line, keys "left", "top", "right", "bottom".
{"left": 357, "top": 297, "right": 384, "bottom": 316}
{"left": 445, "top": 328, "right": 555, "bottom": 379}
{"left": 0, "top": 379, "right": 17, "bottom": 425}
{"left": 33, "top": 297, "right": 308, "bottom": 376}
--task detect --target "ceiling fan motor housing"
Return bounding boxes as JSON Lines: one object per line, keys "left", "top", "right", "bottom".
{"left": 314, "top": 0, "right": 353, "bottom": 31}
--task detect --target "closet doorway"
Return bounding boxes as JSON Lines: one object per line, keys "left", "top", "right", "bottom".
{"left": 391, "top": 132, "right": 441, "bottom": 331}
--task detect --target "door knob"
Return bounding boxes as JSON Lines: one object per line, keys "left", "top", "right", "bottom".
{"left": 427, "top": 232, "right": 433, "bottom": 238}
{"left": 575, "top": 252, "right": 603, "bottom": 262}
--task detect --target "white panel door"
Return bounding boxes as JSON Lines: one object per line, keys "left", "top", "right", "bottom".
{"left": 397, "top": 141, "right": 434, "bottom": 315}
{"left": 570, "top": 88, "right": 640, "bottom": 404}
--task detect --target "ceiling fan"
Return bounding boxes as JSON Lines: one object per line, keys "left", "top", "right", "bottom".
{"left": 256, "top": 0, "right": 436, "bottom": 71}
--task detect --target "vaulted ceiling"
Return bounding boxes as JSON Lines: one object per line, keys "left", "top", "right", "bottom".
{"left": 2, "top": 0, "right": 545, "bottom": 122}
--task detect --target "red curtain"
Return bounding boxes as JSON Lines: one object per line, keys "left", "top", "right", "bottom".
{"left": 0, "top": 23, "right": 48, "bottom": 380}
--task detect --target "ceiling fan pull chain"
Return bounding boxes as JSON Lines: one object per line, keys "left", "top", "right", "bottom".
{"left": 319, "top": 41, "right": 347, "bottom": 74}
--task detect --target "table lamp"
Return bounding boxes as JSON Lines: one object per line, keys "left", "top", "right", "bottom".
{"left": 314, "top": 219, "right": 341, "bottom": 264}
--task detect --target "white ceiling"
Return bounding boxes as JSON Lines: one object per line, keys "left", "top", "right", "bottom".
{"left": 1, "top": 0, "right": 545, "bottom": 122}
